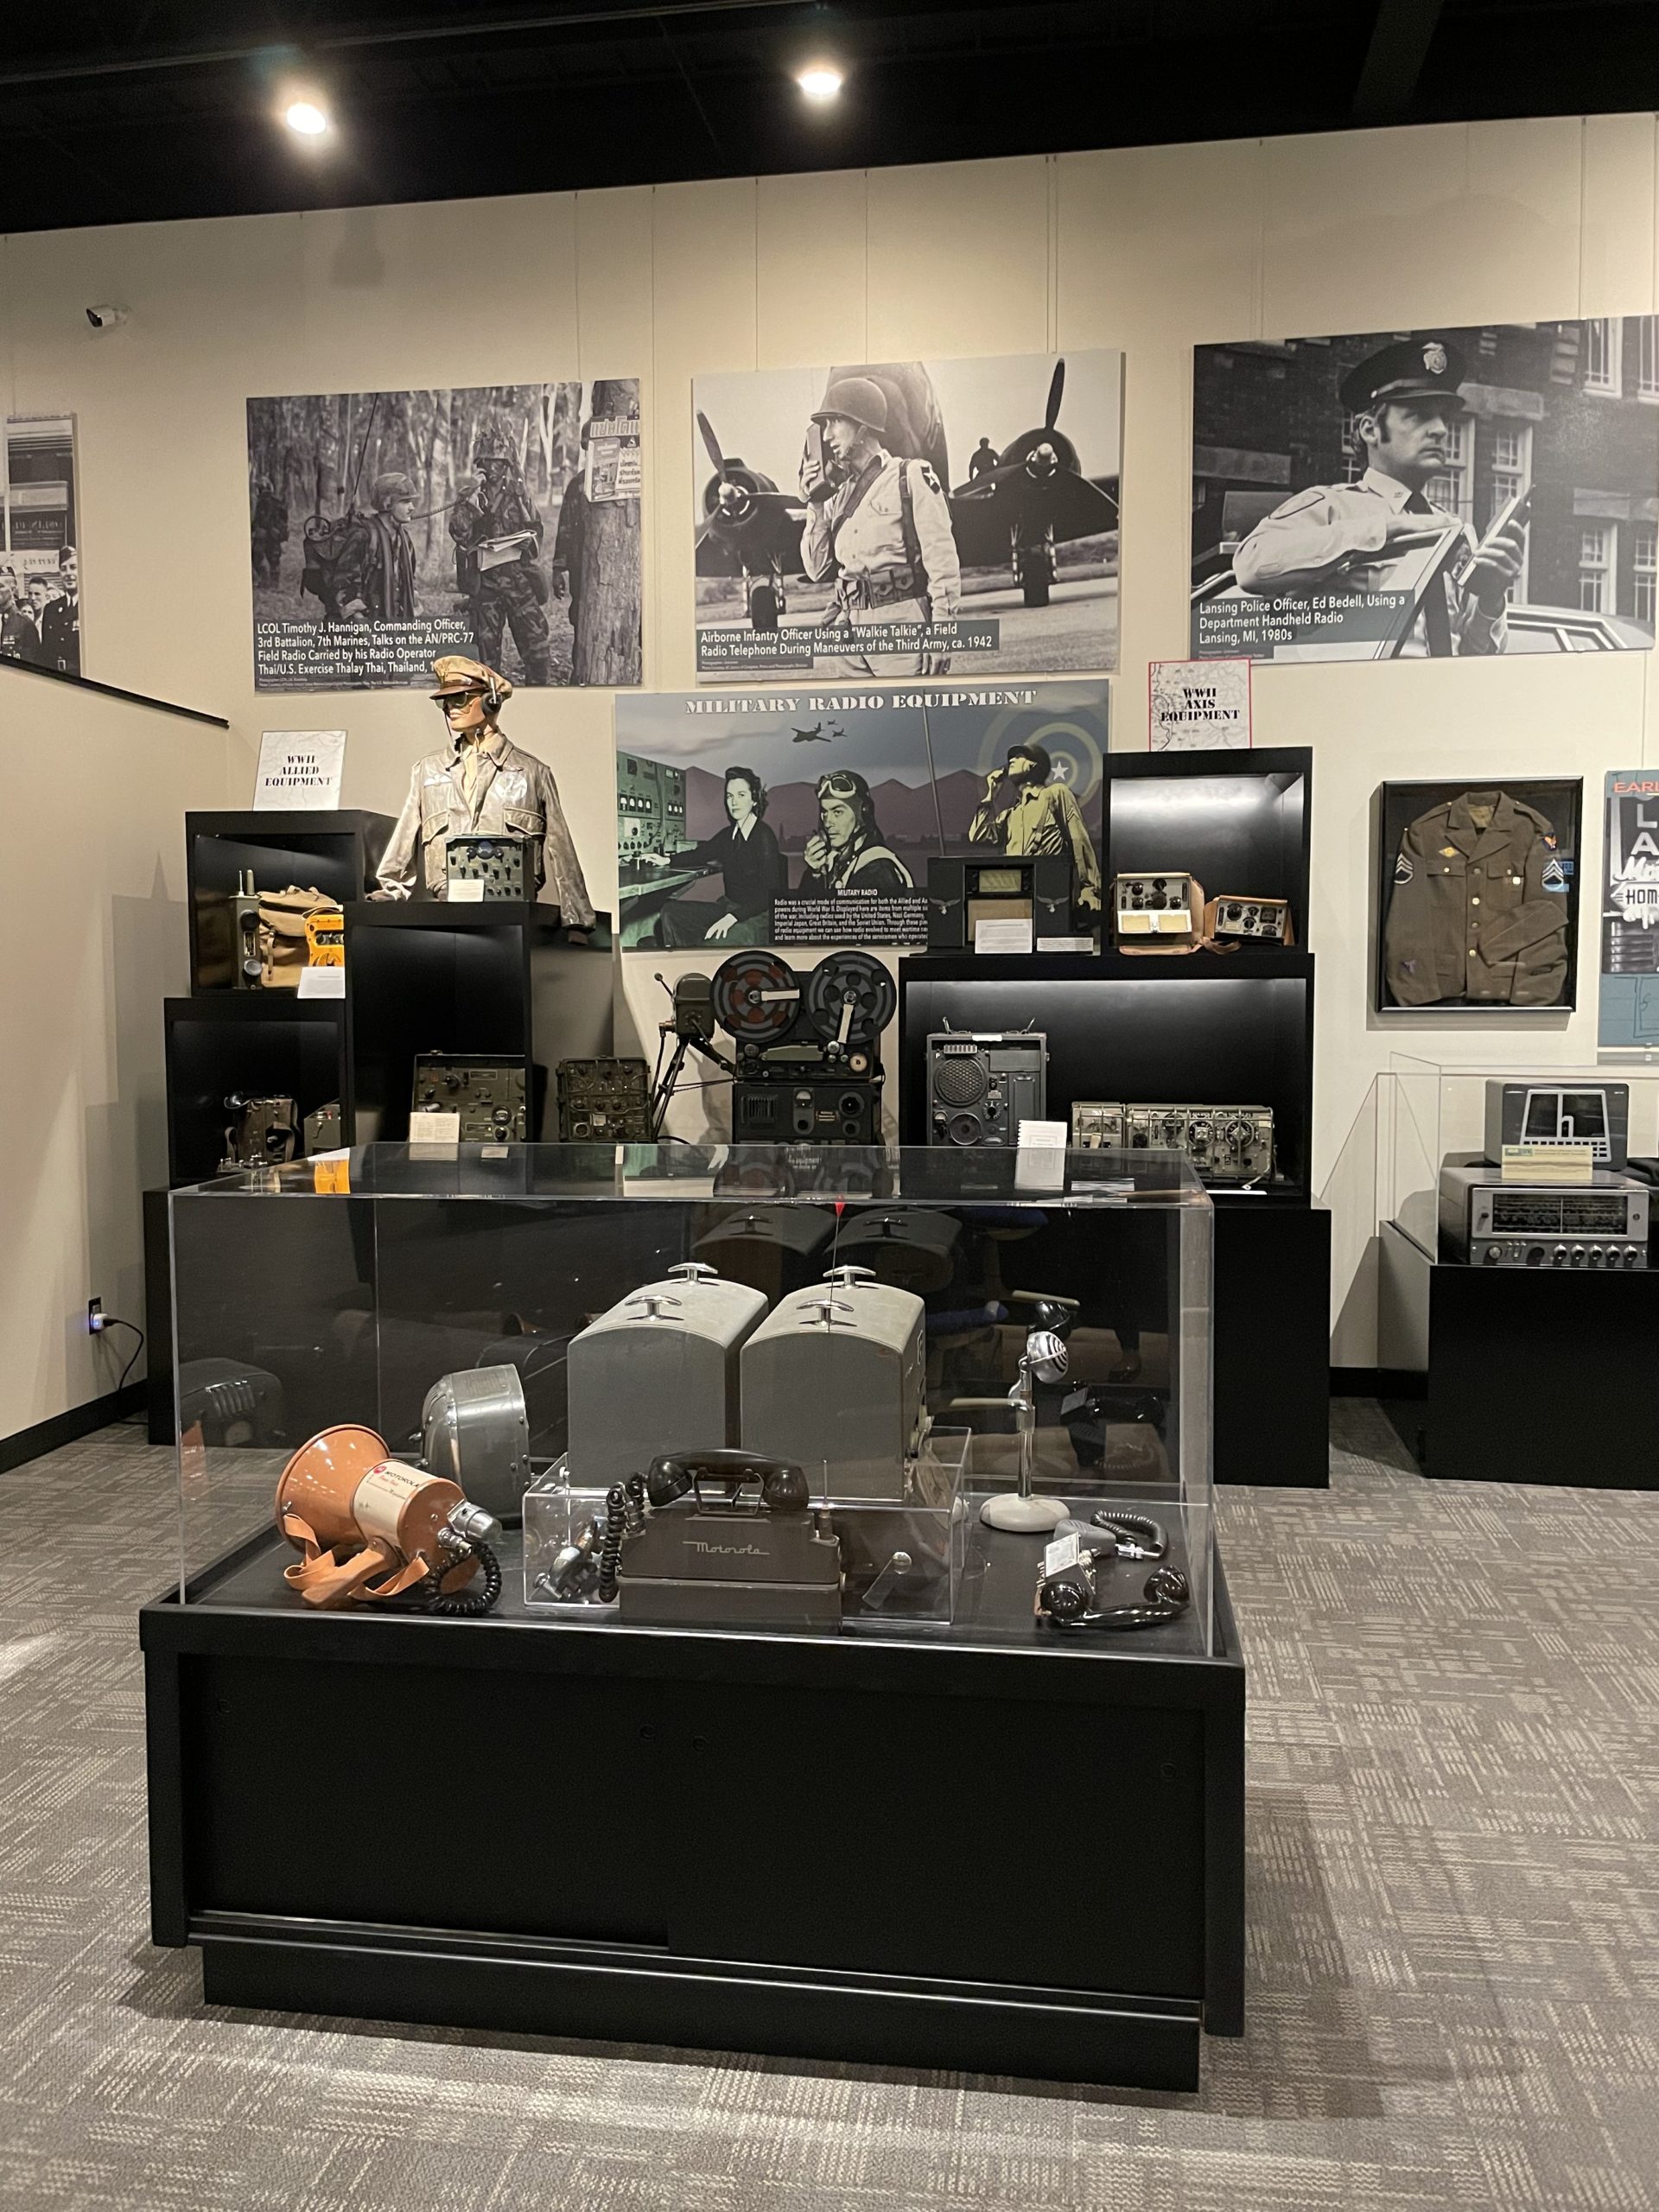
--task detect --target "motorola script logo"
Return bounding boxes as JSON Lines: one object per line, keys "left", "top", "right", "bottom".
{"left": 688, "top": 1540, "right": 765, "bottom": 1557}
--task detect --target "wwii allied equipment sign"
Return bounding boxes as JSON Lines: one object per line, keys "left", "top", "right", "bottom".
{"left": 247, "top": 380, "right": 642, "bottom": 691}
{"left": 1190, "top": 321, "right": 1659, "bottom": 664}
{"left": 691, "top": 353, "right": 1122, "bottom": 682}
{"left": 1599, "top": 769, "right": 1659, "bottom": 1047}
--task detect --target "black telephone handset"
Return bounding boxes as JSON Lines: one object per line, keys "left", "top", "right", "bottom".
{"left": 645, "top": 1449, "right": 810, "bottom": 1516}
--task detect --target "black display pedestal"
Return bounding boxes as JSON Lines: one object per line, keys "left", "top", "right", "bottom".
{"left": 1379, "top": 1220, "right": 1659, "bottom": 1486}
{"left": 162, "top": 995, "right": 346, "bottom": 1185}
{"left": 186, "top": 810, "right": 394, "bottom": 993}
{"left": 899, "top": 953, "right": 1330, "bottom": 1486}
{"left": 142, "top": 1534, "right": 1244, "bottom": 2092}
{"left": 343, "top": 903, "right": 613, "bottom": 1142}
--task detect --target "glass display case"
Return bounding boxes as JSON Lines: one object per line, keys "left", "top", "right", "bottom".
{"left": 1386, "top": 1052, "right": 1659, "bottom": 1260}
{"left": 168, "top": 1143, "right": 1217, "bottom": 1655}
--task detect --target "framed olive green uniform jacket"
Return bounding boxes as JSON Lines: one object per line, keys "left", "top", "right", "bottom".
{"left": 1383, "top": 789, "right": 1570, "bottom": 1007}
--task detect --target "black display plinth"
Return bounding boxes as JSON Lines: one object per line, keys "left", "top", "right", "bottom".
{"left": 163, "top": 995, "right": 346, "bottom": 1185}
{"left": 187, "top": 810, "right": 394, "bottom": 994}
{"left": 343, "top": 903, "right": 613, "bottom": 1142}
{"left": 898, "top": 953, "right": 1329, "bottom": 1484}
{"left": 1103, "top": 747, "right": 1312, "bottom": 922}
{"left": 142, "top": 1532, "right": 1244, "bottom": 2091}
{"left": 1379, "top": 1220, "right": 1659, "bottom": 1486}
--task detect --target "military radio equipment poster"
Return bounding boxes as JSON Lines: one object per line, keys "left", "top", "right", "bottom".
{"left": 247, "top": 379, "right": 642, "bottom": 691}
{"left": 691, "top": 352, "right": 1122, "bottom": 683}
{"left": 1599, "top": 769, "right": 1659, "bottom": 1048}
{"left": 614, "top": 682, "right": 1106, "bottom": 950}
{"left": 1190, "top": 320, "right": 1659, "bottom": 664}
{"left": 1, "top": 415, "right": 80, "bottom": 680}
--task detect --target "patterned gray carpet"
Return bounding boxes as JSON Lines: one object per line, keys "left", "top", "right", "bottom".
{"left": 1, "top": 1401, "right": 1654, "bottom": 2209}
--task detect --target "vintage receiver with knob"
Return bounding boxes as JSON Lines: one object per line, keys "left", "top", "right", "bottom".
{"left": 925, "top": 1032, "right": 1047, "bottom": 1148}
{"left": 1438, "top": 1161, "right": 1649, "bottom": 1270}
{"left": 1124, "top": 1103, "right": 1274, "bottom": 1185}
{"left": 410, "top": 1055, "right": 528, "bottom": 1142}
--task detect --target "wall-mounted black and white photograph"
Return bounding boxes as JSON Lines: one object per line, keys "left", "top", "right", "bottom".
{"left": 1375, "top": 779, "right": 1584, "bottom": 1014}
{"left": 2, "top": 414, "right": 80, "bottom": 679}
{"left": 615, "top": 682, "right": 1107, "bottom": 948}
{"left": 1192, "top": 321, "right": 1659, "bottom": 663}
{"left": 691, "top": 353, "right": 1122, "bottom": 683}
{"left": 247, "top": 380, "right": 641, "bottom": 692}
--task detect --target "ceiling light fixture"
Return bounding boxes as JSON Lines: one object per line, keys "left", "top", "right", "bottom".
{"left": 797, "top": 65, "right": 843, "bottom": 103}
{"left": 284, "top": 99, "right": 330, "bottom": 136}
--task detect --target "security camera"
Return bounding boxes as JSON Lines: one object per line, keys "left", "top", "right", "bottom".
{"left": 86, "top": 304, "right": 130, "bottom": 331}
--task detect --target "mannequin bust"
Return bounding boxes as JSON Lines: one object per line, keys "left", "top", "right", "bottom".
{"left": 374, "top": 653, "right": 594, "bottom": 930}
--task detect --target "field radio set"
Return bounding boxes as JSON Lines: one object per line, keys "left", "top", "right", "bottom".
{"left": 651, "top": 949, "right": 896, "bottom": 1145}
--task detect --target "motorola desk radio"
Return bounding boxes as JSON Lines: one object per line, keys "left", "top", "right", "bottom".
{"left": 925, "top": 855, "right": 1073, "bottom": 950}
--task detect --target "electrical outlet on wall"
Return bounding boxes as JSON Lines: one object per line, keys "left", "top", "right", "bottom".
{"left": 87, "top": 1297, "right": 105, "bottom": 1333}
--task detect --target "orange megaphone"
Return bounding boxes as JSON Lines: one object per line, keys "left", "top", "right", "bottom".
{"left": 275, "top": 1424, "right": 499, "bottom": 1611}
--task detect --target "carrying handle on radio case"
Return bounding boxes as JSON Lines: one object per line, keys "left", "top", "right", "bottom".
{"left": 645, "top": 1448, "right": 811, "bottom": 1516}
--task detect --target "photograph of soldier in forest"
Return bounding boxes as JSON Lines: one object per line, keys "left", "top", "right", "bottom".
{"left": 245, "top": 380, "right": 641, "bottom": 692}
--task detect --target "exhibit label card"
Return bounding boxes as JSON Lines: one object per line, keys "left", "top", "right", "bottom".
{"left": 256, "top": 728, "right": 346, "bottom": 808}
{"left": 1599, "top": 768, "right": 1659, "bottom": 1049}
{"left": 1149, "top": 658, "right": 1250, "bottom": 750}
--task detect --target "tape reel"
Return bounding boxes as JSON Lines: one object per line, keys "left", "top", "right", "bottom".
{"left": 804, "top": 950, "right": 896, "bottom": 1047}
{"left": 711, "top": 950, "right": 800, "bottom": 1042}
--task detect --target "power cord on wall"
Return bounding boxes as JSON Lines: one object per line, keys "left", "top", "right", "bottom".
{"left": 88, "top": 1308, "right": 146, "bottom": 1410}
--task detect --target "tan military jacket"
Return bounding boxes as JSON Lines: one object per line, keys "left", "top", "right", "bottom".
{"left": 803, "top": 447, "right": 961, "bottom": 617}
{"left": 1383, "top": 790, "right": 1569, "bottom": 1007}
{"left": 1234, "top": 467, "right": 1506, "bottom": 658}
{"left": 378, "top": 729, "right": 595, "bottom": 926}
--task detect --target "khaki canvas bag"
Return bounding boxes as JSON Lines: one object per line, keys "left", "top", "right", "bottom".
{"left": 257, "top": 886, "right": 334, "bottom": 988}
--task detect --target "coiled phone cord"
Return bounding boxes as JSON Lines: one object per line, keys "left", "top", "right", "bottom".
{"left": 419, "top": 1542, "right": 504, "bottom": 1618}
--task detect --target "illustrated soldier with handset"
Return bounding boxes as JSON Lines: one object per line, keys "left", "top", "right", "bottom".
{"left": 1232, "top": 335, "right": 1527, "bottom": 657}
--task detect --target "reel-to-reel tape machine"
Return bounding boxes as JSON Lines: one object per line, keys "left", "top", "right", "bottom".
{"left": 654, "top": 949, "right": 897, "bottom": 1143}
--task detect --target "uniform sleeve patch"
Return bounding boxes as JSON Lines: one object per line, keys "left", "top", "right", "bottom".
{"left": 918, "top": 462, "right": 943, "bottom": 495}
{"left": 1394, "top": 852, "right": 1414, "bottom": 886}
{"left": 1542, "top": 834, "right": 1558, "bottom": 849}
{"left": 1541, "top": 859, "right": 1567, "bottom": 892}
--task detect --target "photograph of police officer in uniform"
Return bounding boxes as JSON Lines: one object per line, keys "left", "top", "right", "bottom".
{"left": 692, "top": 353, "right": 1122, "bottom": 683}
{"left": 1191, "top": 320, "right": 1659, "bottom": 663}
{"left": 246, "top": 380, "right": 641, "bottom": 691}
{"left": 615, "top": 683, "right": 1105, "bottom": 949}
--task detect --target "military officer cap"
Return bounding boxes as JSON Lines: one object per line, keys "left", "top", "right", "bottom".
{"left": 371, "top": 469, "right": 415, "bottom": 508}
{"left": 1339, "top": 334, "right": 1467, "bottom": 416}
{"left": 811, "top": 375, "right": 889, "bottom": 435}
{"left": 430, "top": 652, "right": 513, "bottom": 705}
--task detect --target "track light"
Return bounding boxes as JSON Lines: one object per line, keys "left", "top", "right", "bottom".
{"left": 797, "top": 65, "right": 843, "bottom": 103}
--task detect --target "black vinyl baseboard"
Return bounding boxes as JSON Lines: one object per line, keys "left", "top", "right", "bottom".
{"left": 1331, "top": 1367, "right": 1427, "bottom": 1401}
{"left": 0, "top": 1382, "right": 146, "bottom": 1473}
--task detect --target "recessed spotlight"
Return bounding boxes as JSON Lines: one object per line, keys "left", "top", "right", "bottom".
{"left": 797, "top": 66, "right": 843, "bottom": 103}
{"left": 284, "top": 99, "right": 330, "bottom": 137}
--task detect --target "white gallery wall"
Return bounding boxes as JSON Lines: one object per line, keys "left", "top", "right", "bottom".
{"left": 1, "top": 111, "right": 1656, "bottom": 1429}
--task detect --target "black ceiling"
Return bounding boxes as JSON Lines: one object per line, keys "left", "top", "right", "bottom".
{"left": 1, "top": 0, "right": 1655, "bottom": 233}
